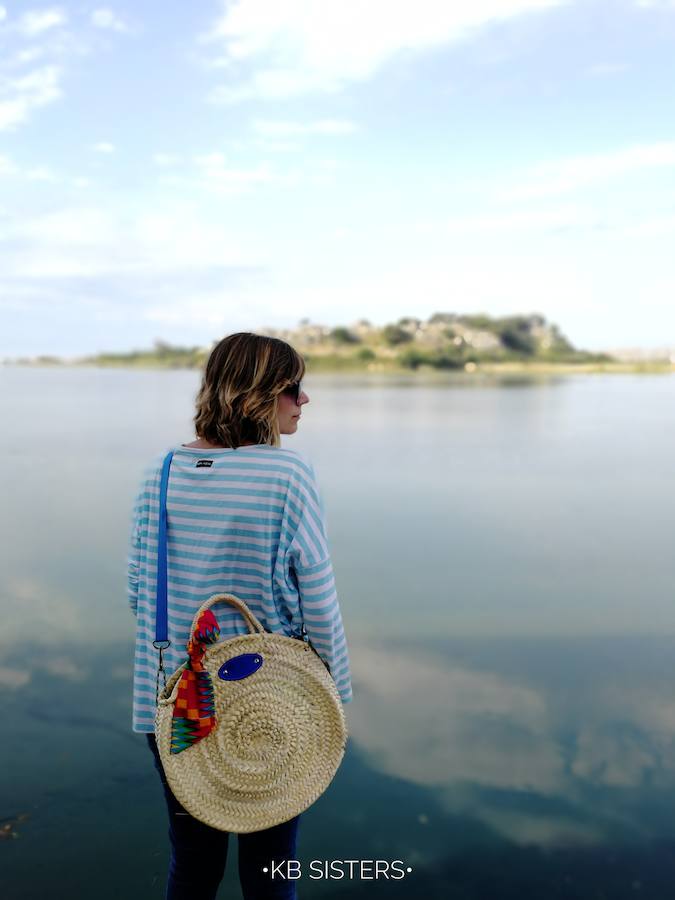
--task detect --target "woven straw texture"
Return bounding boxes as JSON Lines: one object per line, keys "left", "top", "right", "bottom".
{"left": 155, "top": 593, "right": 348, "bottom": 833}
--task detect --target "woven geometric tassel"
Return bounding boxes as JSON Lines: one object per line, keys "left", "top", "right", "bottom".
{"left": 170, "top": 609, "right": 220, "bottom": 753}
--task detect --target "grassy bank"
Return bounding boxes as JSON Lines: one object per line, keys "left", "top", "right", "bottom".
{"left": 5, "top": 357, "right": 673, "bottom": 375}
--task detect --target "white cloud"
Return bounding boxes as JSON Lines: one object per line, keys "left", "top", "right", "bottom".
{"left": 470, "top": 808, "right": 605, "bottom": 847}
{"left": 0, "top": 154, "right": 16, "bottom": 175}
{"left": 636, "top": 0, "right": 675, "bottom": 7}
{"left": 1, "top": 576, "right": 83, "bottom": 646}
{"left": 91, "top": 140, "right": 115, "bottom": 153}
{"left": 252, "top": 138, "right": 301, "bottom": 154}
{"left": 194, "top": 151, "right": 227, "bottom": 168}
{"left": 17, "top": 7, "right": 66, "bottom": 36}
{"left": 37, "top": 656, "right": 89, "bottom": 681}
{"left": 441, "top": 205, "right": 590, "bottom": 234}
{"left": 143, "top": 295, "right": 244, "bottom": 328}
{"left": 0, "top": 153, "right": 58, "bottom": 182}
{"left": 252, "top": 118, "right": 357, "bottom": 137}
{"left": 131, "top": 211, "right": 246, "bottom": 267}
{"left": 0, "top": 205, "right": 252, "bottom": 279}
{"left": 620, "top": 213, "right": 675, "bottom": 237}
{"left": 7, "top": 47, "right": 46, "bottom": 67}
{"left": 505, "top": 142, "right": 675, "bottom": 199}
{"left": 348, "top": 642, "right": 565, "bottom": 791}
{"left": 192, "top": 153, "right": 274, "bottom": 191}
{"left": 91, "top": 7, "right": 130, "bottom": 33}
{"left": 25, "top": 165, "right": 57, "bottom": 181}
{"left": 0, "top": 666, "right": 30, "bottom": 689}
{"left": 0, "top": 7, "right": 6, "bottom": 23}
{"left": 205, "top": 0, "right": 566, "bottom": 101}
{"left": 562, "top": 682, "right": 675, "bottom": 787}
{"left": 0, "top": 65, "right": 63, "bottom": 131}
{"left": 348, "top": 642, "right": 675, "bottom": 844}
{"left": 110, "top": 664, "right": 129, "bottom": 680}
{"left": 152, "top": 152, "right": 181, "bottom": 166}
{"left": 587, "top": 62, "right": 627, "bottom": 76}
{"left": 571, "top": 725, "right": 658, "bottom": 787}
{"left": 11, "top": 207, "right": 117, "bottom": 247}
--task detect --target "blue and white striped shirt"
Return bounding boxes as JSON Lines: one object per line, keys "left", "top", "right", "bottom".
{"left": 127, "top": 443, "right": 352, "bottom": 733}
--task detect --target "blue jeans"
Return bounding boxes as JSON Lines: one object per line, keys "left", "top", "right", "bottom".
{"left": 146, "top": 733, "right": 301, "bottom": 900}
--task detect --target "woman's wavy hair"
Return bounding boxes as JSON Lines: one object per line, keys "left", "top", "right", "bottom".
{"left": 194, "top": 332, "right": 305, "bottom": 448}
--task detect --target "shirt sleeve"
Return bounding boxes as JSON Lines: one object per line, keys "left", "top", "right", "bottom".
{"left": 287, "top": 463, "right": 352, "bottom": 704}
{"left": 127, "top": 484, "right": 144, "bottom": 617}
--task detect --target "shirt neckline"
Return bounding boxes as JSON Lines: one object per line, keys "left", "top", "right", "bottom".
{"left": 178, "top": 443, "right": 268, "bottom": 452}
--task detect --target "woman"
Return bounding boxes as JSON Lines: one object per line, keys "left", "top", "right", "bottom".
{"left": 127, "top": 332, "right": 352, "bottom": 900}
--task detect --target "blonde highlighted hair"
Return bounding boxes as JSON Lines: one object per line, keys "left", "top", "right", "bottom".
{"left": 194, "top": 332, "right": 305, "bottom": 448}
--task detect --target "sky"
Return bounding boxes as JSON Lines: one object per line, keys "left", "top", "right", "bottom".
{"left": 1, "top": 0, "right": 675, "bottom": 358}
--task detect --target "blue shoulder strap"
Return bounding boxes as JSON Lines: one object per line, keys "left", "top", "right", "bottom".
{"left": 155, "top": 450, "right": 174, "bottom": 645}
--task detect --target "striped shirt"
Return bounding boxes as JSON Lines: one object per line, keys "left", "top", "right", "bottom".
{"left": 127, "top": 443, "right": 352, "bottom": 733}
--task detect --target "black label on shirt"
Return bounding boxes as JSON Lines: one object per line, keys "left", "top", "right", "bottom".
{"left": 196, "top": 459, "right": 214, "bottom": 468}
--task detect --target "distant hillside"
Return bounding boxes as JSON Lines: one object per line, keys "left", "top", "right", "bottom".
{"left": 9, "top": 312, "right": 620, "bottom": 371}
{"left": 265, "top": 313, "right": 612, "bottom": 371}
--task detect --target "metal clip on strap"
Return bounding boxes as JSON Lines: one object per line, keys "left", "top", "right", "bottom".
{"left": 153, "top": 639, "right": 171, "bottom": 705}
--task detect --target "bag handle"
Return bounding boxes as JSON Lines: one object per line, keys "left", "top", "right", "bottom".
{"left": 189, "top": 592, "right": 267, "bottom": 639}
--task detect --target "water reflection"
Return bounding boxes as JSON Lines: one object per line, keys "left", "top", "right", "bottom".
{"left": 3, "top": 634, "right": 675, "bottom": 897}
{"left": 349, "top": 641, "right": 561, "bottom": 792}
{"left": 352, "top": 636, "right": 675, "bottom": 840}
{"left": 3, "top": 368, "right": 675, "bottom": 898}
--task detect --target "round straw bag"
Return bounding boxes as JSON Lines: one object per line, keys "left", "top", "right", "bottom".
{"left": 155, "top": 592, "right": 348, "bottom": 833}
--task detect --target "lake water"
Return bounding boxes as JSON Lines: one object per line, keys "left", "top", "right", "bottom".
{"left": 2, "top": 366, "right": 675, "bottom": 899}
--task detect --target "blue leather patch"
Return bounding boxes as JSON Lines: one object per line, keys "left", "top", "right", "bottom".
{"left": 217, "top": 653, "right": 263, "bottom": 681}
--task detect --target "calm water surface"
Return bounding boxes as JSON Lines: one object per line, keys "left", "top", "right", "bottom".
{"left": 2, "top": 366, "right": 675, "bottom": 899}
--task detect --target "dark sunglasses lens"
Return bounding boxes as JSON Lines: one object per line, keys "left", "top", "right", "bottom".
{"left": 283, "top": 381, "right": 302, "bottom": 402}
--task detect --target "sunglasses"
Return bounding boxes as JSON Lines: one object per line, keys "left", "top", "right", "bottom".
{"left": 282, "top": 381, "right": 303, "bottom": 404}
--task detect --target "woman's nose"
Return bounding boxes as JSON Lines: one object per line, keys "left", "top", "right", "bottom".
{"left": 299, "top": 391, "right": 309, "bottom": 405}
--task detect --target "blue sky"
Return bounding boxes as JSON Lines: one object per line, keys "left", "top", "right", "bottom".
{"left": 1, "top": 0, "right": 675, "bottom": 357}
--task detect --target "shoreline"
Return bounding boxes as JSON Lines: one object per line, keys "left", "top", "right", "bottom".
{"left": 3, "top": 360, "right": 673, "bottom": 375}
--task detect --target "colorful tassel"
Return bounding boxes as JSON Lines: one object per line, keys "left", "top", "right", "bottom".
{"left": 170, "top": 608, "right": 220, "bottom": 753}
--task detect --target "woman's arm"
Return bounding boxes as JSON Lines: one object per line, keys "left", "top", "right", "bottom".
{"left": 127, "top": 485, "right": 144, "bottom": 618}
{"left": 287, "top": 463, "right": 353, "bottom": 703}
{"left": 294, "top": 556, "right": 352, "bottom": 703}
